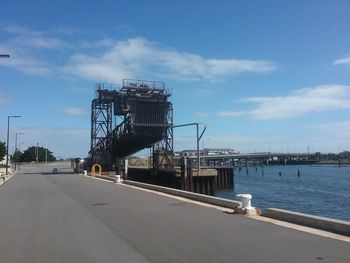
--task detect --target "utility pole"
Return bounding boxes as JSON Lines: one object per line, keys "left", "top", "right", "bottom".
{"left": 36, "top": 142, "right": 39, "bottom": 164}
{"left": 173, "top": 123, "right": 206, "bottom": 171}
{"left": 6, "top": 115, "right": 21, "bottom": 175}
{"left": 15, "top": 132, "right": 24, "bottom": 170}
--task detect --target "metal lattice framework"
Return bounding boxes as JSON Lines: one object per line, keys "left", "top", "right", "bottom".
{"left": 89, "top": 80, "right": 174, "bottom": 171}
{"left": 152, "top": 103, "right": 174, "bottom": 171}
{"left": 90, "top": 99, "right": 112, "bottom": 151}
{"left": 90, "top": 84, "right": 116, "bottom": 155}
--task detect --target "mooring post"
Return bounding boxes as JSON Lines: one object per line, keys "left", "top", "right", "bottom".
{"left": 184, "top": 156, "right": 188, "bottom": 191}
{"left": 124, "top": 158, "right": 128, "bottom": 180}
{"left": 116, "top": 158, "right": 122, "bottom": 178}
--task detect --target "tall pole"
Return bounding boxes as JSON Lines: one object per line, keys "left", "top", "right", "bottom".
{"left": 14, "top": 133, "right": 24, "bottom": 170}
{"left": 18, "top": 143, "right": 25, "bottom": 171}
{"left": 5, "top": 115, "right": 21, "bottom": 175}
{"left": 6, "top": 117, "right": 10, "bottom": 175}
{"left": 196, "top": 124, "right": 199, "bottom": 171}
{"left": 36, "top": 142, "right": 39, "bottom": 164}
{"left": 15, "top": 133, "right": 24, "bottom": 152}
{"left": 45, "top": 144, "right": 48, "bottom": 164}
{"left": 173, "top": 122, "right": 206, "bottom": 171}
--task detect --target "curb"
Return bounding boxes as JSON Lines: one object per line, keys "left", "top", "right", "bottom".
{"left": 0, "top": 170, "right": 17, "bottom": 186}
{"left": 262, "top": 208, "right": 350, "bottom": 237}
{"left": 123, "top": 180, "right": 241, "bottom": 211}
{"left": 95, "top": 175, "right": 117, "bottom": 183}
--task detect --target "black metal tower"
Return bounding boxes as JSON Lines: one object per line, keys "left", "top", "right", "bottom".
{"left": 89, "top": 80, "right": 174, "bottom": 171}
{"left": 90, "top": 84, "right": 115, "bottom": 165}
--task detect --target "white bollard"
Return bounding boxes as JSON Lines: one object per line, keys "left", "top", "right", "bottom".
{"left": 116, "top": 174, "right": 122, "bottom": 184}
{"left": 236, "top": 194, "right": 256, "bottom": 215}
{"left": 83, "top": 170, "right": 87, "bottom": 176}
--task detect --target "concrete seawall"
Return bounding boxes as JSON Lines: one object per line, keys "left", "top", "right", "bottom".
{"left": 124, "top": 180, "right": 242, "bottom": 211}
{"left": 262, "top": 208, "right": 350, "bottom": 236}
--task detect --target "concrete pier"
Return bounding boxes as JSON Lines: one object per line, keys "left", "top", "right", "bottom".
{"left": 0, "top": 163, "right": 349, "bottom": 263}
{"left": 216, "top": 168, "right": 234, "bottom": 187}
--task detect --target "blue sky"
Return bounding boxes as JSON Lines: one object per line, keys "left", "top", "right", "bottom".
{"left": 1, "top": 0, "right": 350, "bottom": 158}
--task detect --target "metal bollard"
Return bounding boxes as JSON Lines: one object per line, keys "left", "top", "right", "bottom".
{"left": 236, "top": 194, "right": 257, "bottom": 215}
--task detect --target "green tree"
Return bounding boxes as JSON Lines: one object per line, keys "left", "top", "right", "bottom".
{"left": 12, "top": 150, "right": 23, "bottom": 162}
{"left": 20, "top": 146, "right": 56, "bottom": 162}
{"left": 0, "top": 141, "right": 6, "bottom": 162}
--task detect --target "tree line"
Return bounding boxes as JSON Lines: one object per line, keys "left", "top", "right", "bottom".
{"left": 0, "top": 142, "right": 56, "bottom": 163}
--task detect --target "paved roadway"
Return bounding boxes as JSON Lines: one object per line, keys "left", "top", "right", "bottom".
{"left": 0, "top": 163, "right": 349, "bottom": 263}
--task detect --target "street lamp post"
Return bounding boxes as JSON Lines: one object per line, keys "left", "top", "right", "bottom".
{"left": 173, "top": 122, "right": 206, "bottom": 171}
{"left": 36, "top": 142, "right": 39, "bottom": 164}
{"left": 18, "top": 143, "right": 26, "bottom": 171}
{"left": 15, "top": 133, "right": 24, "bottom": 152}
{"left": 6, "top": 115, "right": 21, "bottom": 175}
{"left": 14, "top": 132, "right": 24, "bottom": 170}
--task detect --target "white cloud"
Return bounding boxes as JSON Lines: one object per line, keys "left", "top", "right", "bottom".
{"left": 0, "top": 25, "right": 109, "bottom": 76}
{"left": 216, "top": 111, "right": 248, "bottom": 117}
{"left": 63, "top": 37, "right": 276, "bottom": 82}
{"left": 0, "top": 44, "right": 51, "bottom": 76}
{"left": 217, "top": 85, "right": 350, "bottom": 120}
{"left": 0, "top": 47, "right": 52, "bottom": 76}
{"left": 63, "top": 107, "right": 86, "bottom": 116}
{"left": 3, "top": 24, "right": 68, "bottom": 50}
{"left": 1, "top": 25, "right": 276, "bottom": 80}
{"left": 333, "top": 56, "right": 350, "bottom": 65}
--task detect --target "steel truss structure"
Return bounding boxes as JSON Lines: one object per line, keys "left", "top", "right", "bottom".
{"left": 89, "top": 79, "right": 174, "bottom": 171}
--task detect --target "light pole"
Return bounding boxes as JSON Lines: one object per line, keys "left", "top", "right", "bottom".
{"left": 15, "top": 133, "right": 24, "bottom": 152}
{"left": 18, "top": 143, "right": 26, "bottom": 171}
{"left": 45, "top": 145, "right": 48, "bottom": 164}
{"left": 36, "top": 142, "right": 39, "bottom": 164}
{"left": 173, "top": 122, "right": 206, "bottom": 171}
{"left": 0, "top": 54, "right": 10, "bottom": 58}
{"left": 14, "top": 133, "right": 24, "bottom": 170}
{"left": 6, "top": 115, "right": 21, "bottom": 175}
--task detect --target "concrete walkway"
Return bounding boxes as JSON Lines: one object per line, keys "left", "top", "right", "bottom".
{"left": 0, "top": 163, "right": 349, "bottom": 263}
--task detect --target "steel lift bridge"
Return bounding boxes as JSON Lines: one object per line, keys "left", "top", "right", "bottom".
{"left": 89, "top": 79, "right": 174, "bottom": 174}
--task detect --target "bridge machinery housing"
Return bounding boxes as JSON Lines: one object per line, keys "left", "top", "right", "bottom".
{"left": 90, "top": 79, "right": 174, "bottom": 173}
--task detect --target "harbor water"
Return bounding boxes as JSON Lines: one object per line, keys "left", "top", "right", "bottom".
{"left": 215, "top": 165, "right": 350, "bottom": 221}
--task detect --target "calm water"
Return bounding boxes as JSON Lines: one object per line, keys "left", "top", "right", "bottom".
{"left": 215, "top": 165, "right": 350, "bottom": 221}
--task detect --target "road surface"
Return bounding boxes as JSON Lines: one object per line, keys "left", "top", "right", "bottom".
{"left": 0, "top": 163, "right": 349, "bottom": 262}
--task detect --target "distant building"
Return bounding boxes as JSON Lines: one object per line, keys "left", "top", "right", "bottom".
{"left": 178, "top": 148, "right": 239, "bottom": 156}
{"left": 203, "top": 148, "right": 239, "bottom": 155}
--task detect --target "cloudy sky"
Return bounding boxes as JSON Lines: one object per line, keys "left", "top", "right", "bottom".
{"left": 1, "top": 0, "right": 350, "bottom": 158}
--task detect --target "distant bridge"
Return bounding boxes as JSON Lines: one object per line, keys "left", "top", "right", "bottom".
{"left": 182, "top": 152, "right": 317, "bottom": 167}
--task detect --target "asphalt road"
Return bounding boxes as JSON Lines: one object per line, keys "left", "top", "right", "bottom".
{"left": 0, "top": 163, "right": 349, "bottom": 263}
